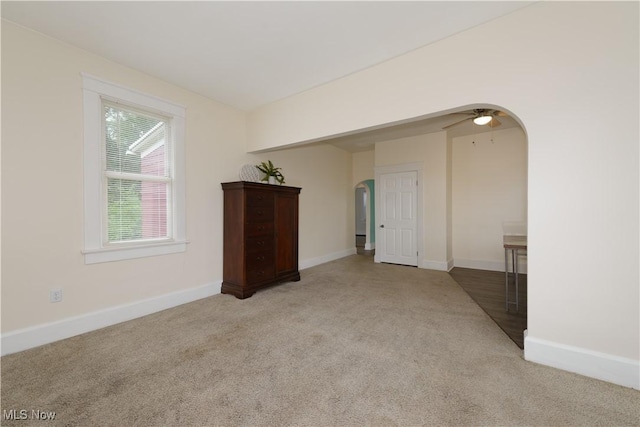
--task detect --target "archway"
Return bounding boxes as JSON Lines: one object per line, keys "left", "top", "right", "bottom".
{"left": 347, "top": 105, "right": 528, "bottom": 347}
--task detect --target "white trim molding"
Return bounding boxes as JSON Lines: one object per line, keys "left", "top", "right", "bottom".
{"left": 82, "top": 240, "right": 189, "bottom": 264}
{"left": 420, "top": 259, "right": 449, "bottom": 271}
{"left": 82, "top": 73, "right": 187, "bottom": 264}
{"left": 453, "top": 258, "right": 528, "bottom": 274}
{"left": 447, "top": 258, "right": 454, "bottom": 272}
{"left": 525, "top": 334, "right": 640, "bottom": 390}
{"left": 1, "top": 282, "right": 220, "bottom": 356}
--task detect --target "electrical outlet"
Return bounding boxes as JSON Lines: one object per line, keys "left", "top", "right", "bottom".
{"left": 50, "top": 288, "right": 62, "bottom": 303}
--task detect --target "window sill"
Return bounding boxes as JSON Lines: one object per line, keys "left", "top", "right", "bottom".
{"left": 83, "top": 240, "right": 188, "bottom": 264}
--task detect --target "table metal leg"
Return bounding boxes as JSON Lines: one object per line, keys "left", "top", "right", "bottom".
{"left": 514, "top": 249, "right": 519, "bottom": 312}
{"left": 505, "top": 248, "right": 520, "bottom": 312}
{"left": 505, "top": 249, "right": 509, "bottom": 310}
{"left": 504, "top": 236, "right": 526, "bottom": 313}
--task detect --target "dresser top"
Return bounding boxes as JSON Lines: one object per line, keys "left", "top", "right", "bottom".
{"left": 222, "top": 181, "right": 301, "bottom": 193}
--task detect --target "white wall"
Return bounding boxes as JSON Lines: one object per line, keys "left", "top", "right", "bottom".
{"left": 452, "top": 127, "right": 527, "bottom": 271}
{"left": 352, "top": 150, "right": 375, "bottom": 186}
{"left": 257, "top": 144, "right": 355, "bottom": 268}
{"left": 1, "top": 21, "right": 243, "bottom": 334}
{"left": 247, "top": 2, "right": 640, "bottom": 388}
{"left": 367, "top": 126, "right": 527, "bottom": 272}
{"left": 446, "top": 135, "right": 453, "bottom": 267}
{"left": 1, "top": 22, "right": 354, "bottom": 349}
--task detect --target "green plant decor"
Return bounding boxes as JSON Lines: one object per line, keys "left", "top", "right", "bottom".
{"left": 256, "top": 160, "right": 285, "bottom": 184}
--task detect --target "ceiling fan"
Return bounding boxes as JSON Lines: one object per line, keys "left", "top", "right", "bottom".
{"left": 442, "top": 109, "right": 507, "bottom": 130}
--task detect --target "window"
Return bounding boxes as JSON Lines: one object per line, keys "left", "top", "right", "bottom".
{"left": 104, "top": 102, "right": 171, "bottom": 243}
{"left": 82, "top": 74, "right": 186, "bottom": 264}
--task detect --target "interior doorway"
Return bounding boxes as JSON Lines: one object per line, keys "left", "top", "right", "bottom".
{"left": 374, "top": 162, "right": 422, "bottom": 267}
{"left": 355, "top": 187, "right": 366, "bottom": 236}
{"left": 354, "top": 180, "right": 375, "bottom": 256}
{"left": 376, "top": 170, "right": 418, "bottom": 266}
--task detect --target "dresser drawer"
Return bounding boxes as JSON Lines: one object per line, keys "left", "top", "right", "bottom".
{"left": 246, "top": 257, "right": 275, "bottom": 283}
{"left": 246, "top": 236, "right": 274, "bottom": 253}
{"left": 246, "top": 190, "right": 274, "bottom": 207}
{"left": 246, "top": 222, "right": 274, "bottom": 237}
{"left": 246, "top": 266, "right": 275, "bottom": 284}
{"left": 246, "top": 205, "right": 274, "bottom": 223}
{"left": 246, "top": 249, "right": 274, "bottom": 267}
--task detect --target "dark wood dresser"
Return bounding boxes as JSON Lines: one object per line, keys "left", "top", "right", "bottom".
{"left": 221, "top": 181, "right": 301, "bottom": 299}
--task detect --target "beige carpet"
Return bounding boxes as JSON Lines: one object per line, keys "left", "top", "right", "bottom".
{"left": 2, "top": 255, "right": 639, "bottom": 426}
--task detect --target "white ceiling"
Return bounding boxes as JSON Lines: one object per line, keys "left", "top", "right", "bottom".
{"left": 2, "top": 2, "right": 530, "bottom": 151}
{"left": 2, "top": 1, "right": 533, "bottom": 111}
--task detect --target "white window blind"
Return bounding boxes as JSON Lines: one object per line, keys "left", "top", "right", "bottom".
{"left": 103, "top": 101, "right": 173, "bottom": 244}
{"left": 83, "top": 73, "right": 186, "bottom": 264}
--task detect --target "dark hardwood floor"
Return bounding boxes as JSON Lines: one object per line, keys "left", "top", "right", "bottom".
{"left": 449, "top": 267, "right": 527, "bottom": 349}
{"left": 354, "top": 240, "right": 526, "bottom": 349}
{"left": 355, "top": 235, "right": 375, "bottom": 256}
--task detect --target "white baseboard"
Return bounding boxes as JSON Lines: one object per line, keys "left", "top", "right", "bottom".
{"left": 1, "top": 281, "right": 221, "bottom": 356}
{"left": 2, "top": 249, "right": 358, "bottom": 356}
{"left": 364, "top": 242, "right": 375, "bottom": 250}
{"left": 525, "top": 334, "right": 640, "bottom": 390}
{"left": 453, "top": 258, "right": 528, "bottom": 274}
{"left": 447, "top": 258, "right": 454, "bottom": 272}
{"left": 420, "top": 259, "right": 449, "bottom": 271}
{"left": 299, "top": 248, "right": 357, "bottom": 270}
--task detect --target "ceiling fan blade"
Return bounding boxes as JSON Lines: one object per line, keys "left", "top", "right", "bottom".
{"left": 488, "top": 117, "right": 502, "bottom": 128}
{"left": 494, "top": 110, "right": 508, "bottom": 117}
{"left": 442, "top": 117, "right": 471, "bottom": 129}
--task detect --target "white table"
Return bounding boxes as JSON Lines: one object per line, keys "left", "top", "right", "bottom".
{"left": 504, "top": 235, "right": 527, "bottom": 311}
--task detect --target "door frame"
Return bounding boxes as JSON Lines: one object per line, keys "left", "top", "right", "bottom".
{"left": 374, "top": 162, "right": 423, "bottom": 266}
{"left": 354, "top": 181, "right": 374, "bottom": 250}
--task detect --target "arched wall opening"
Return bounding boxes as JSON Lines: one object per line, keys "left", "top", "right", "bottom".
{"left": 354, "top": 179, "right": 375, "bottom": 255}
{"left": 351, "top": 104, "right": 529, "bottom": 345}
{"left": 246, "top": 2, "right": 639, "bottom": 389}
{"left": 445, "top": 105, "right": 528, "bottom": 275}
{"left": 348, "top": 103, "right": 528, "bottom": 273}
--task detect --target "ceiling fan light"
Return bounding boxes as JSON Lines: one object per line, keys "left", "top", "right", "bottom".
{"left": 473, "top": 115, "right": 492, "bottom": 125}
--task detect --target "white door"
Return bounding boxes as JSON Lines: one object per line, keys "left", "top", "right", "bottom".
{"left": 378, "top": 171, "right": 418, "bottom": 266}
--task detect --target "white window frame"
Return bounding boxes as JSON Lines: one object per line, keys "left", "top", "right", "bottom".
{"left": 82, "top": 73, "right": 187, "bottom": 264}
